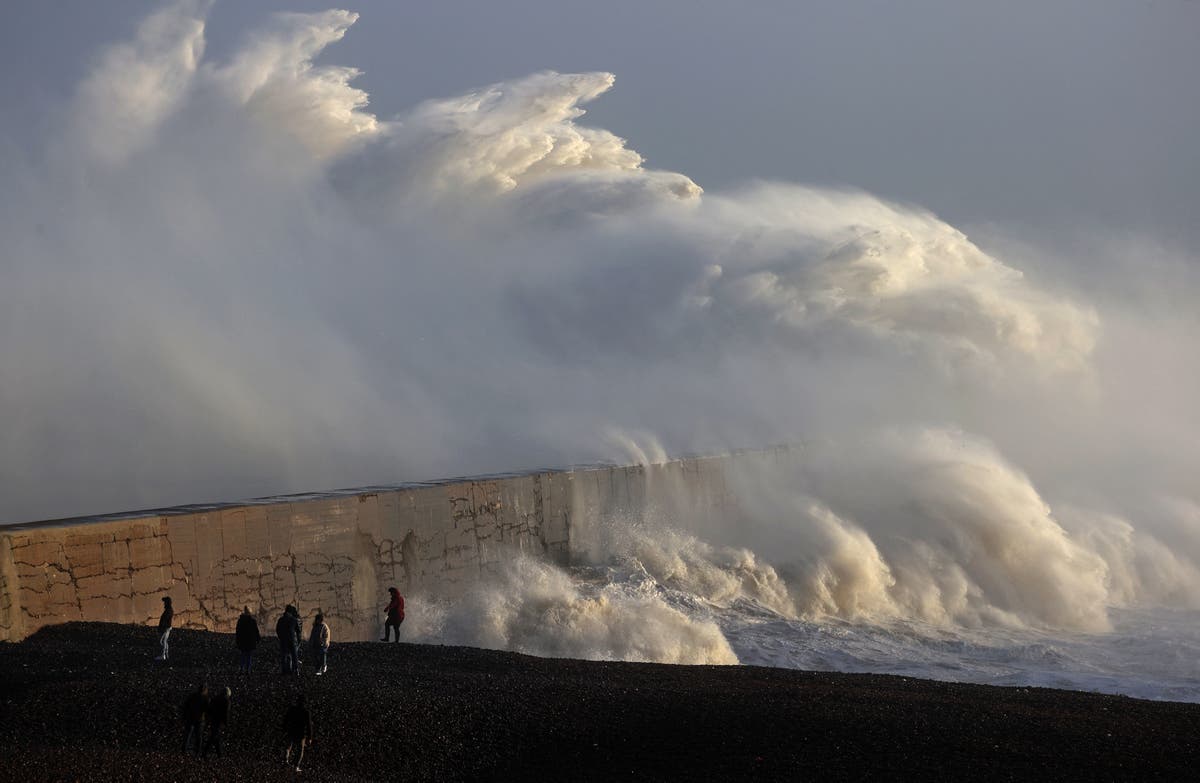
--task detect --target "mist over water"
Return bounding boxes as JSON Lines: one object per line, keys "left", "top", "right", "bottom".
{"left": 3, "top": 3, "right": 1198, "bottom": 697}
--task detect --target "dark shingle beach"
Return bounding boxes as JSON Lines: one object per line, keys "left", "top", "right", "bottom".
{"left": 1, "top": 623, "right": 1197, "bottom": 781}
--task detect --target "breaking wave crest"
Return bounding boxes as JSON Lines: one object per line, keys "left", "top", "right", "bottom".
{"left": 408, "top": 427, "right": 1199, "bottom": 673}
{"left": 407, "top": 558, "right": 738, "bottom": 665}
{"left": 1, "top": 1, "right": 1116, "bottom": 521}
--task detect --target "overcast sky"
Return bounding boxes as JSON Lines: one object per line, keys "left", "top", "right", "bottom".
{"left": 4, "top": 0, "right": 1198, "bottom": 247}
{"left": 0, "top": 1, "right": 1197, "bottom": 524}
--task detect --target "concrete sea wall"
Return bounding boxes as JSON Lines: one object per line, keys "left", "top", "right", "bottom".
{"left": 0, "top": 448, "right": 790, "bottom": 643}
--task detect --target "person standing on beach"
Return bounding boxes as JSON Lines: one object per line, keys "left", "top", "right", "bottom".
{"left": 310, "top": 612, "right": 331, "bottom": 676}
{"left": 235, "top": 607, "right": 260, "bottom": 674}
{"left": 292, "top": 606, "right": 305, "bottom": 672}
{"left": 156, "top": 596, "right": 174, "bottom": 661}
{"left": 181, "top": 683, "right": 209, "bottom": 756}
{"left": 276, "top": 605, "right": 301, "bottom": 675}
{"left": 381, "top": 587, "right": 404, "bottom": 642}
{"left": 202, "top": 687, "right": 232, "bottom": 759}
{"left": 282, "top": 694, "right": 314, "bottom": 772}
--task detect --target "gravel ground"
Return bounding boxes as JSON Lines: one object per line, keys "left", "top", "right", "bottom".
{"left": 1, "top": 622, "right": 1198, "bottom": 781}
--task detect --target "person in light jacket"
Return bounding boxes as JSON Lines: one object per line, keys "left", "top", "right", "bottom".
{"left": 310, "top": 612, "right": 331, "bottom": 675}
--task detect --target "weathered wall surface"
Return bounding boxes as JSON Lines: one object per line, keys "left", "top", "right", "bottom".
{"left": 0, "top": 448, "right": 789, "bottom": 643}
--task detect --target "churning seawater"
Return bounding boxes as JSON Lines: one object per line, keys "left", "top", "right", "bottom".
{"left": 408, "top": 536, "right": 1200, "bottom": 704}
{"left": 721, "top": 605, "right": 1200, "bottom": 703}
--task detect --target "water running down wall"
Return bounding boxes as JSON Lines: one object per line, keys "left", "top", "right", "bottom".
{"left": 0, "top": 448, "right": 790, "bottom": 643}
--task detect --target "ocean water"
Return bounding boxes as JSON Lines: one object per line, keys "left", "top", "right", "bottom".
{"left": 409, "top": 544, "right": 1200, "bottom": 704}
{"left": 622, "top": 548, "right": 1200, "bottom": 703}
{"left": 721, "top": 605, "right": 1200, "bottom": 703}
{"left": 403, "top": 434, "right": 1200, "bottom": 705}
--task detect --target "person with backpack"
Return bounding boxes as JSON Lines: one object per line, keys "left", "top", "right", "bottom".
{"left": 309, "top": 612, "right": 331, "bottom": 676}
{"left": 156, "top": 596, "right": 174, "bottom": 661}
{"left": 282, "top": 694, "right": 314, "bottom": 772}
{"left": 235, "top": 607, "right": 261, "bottom": 674}
{"left": 381, "top": 587, "right": 404, "bottom": 642}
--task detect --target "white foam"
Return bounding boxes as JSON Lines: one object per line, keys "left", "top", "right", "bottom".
{"left": 405, "top": 557, "right": 738, "bottom": 665}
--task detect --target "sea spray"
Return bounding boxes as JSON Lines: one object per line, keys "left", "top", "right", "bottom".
{"left": 408, "top": 557, "right": 737, "bottom": 665}
{"left": 1, "top": 3, "right": 1124, "bottom": 524}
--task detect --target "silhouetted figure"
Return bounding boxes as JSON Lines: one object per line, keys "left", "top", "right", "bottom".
{"left": 156, "top": 596, "right": 174, "bottom": 661}
{"left": 181, "top": 683, "right": 209, "bottom": 756}
{"left": 235, "top": 607, "right": 261, "bottom": 673}
{"left": 276, "top": 605, "right": 301, "bottom": 675}
{"left": 282, "top": 695, "right": 314, "bottom": 772}
{"left": 292, "top": 606, "right": 306, "bottom": 672}
{"left": 310, "top": 612, "right": 331, "bottom": 676}
{"left": 381, "top": 587, "right": 404, "bottom": 642}
{"left": 202, "top": 687, "right": 231, "bottom": 759}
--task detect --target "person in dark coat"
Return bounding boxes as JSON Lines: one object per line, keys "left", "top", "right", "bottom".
{"left": 235, "top": 607, "right": 261, "bottom": 674}
{"left": 181, "top": 683, "right": 209, "bottom": 756}
{"left": 202, "top": 687, "right": 231, "bottom": 759}
{"left": 381, "top": 587, "right": 404, "bottom": 642}
{"left": 276, "top": 605, "right": 301, "bottom": 675}
{"left": 291, "top": 606, "right": 305, "bottom": 672}
{"left": 282, "top": 694, "right": 315, "bottom": 772}
{"left": 156, "top": 596, "right": 174, "bottom": 661}
{"left": 276, "top": 607, "right": 295, "bottom": 677}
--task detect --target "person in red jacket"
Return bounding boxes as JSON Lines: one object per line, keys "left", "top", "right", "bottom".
{"left": 381, "top": 587, "right": 404, "bottom": 642}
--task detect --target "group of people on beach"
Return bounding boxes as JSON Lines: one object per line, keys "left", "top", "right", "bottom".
{"left": 154, "top": 587, "right": 405, "bottom": 772}
{"left": 267, "top": 604, "right": 331, "bottom": 676}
